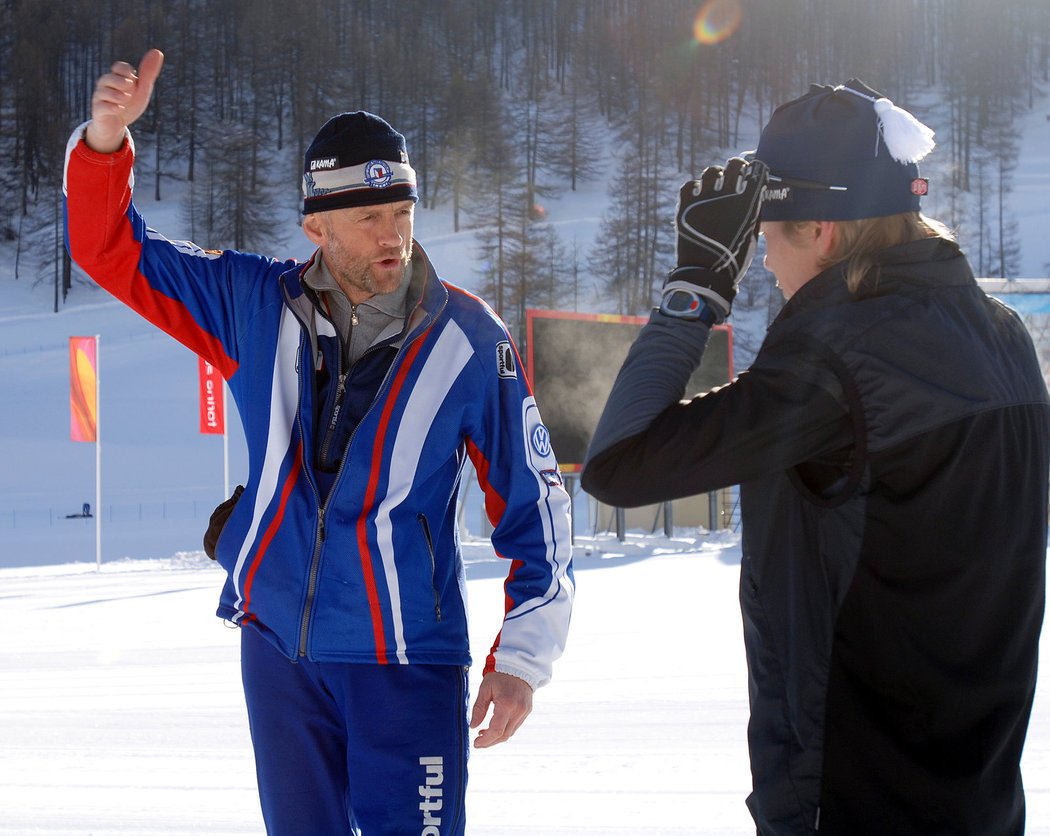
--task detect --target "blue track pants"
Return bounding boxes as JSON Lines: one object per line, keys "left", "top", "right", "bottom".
{"left": 240, "top": 626, "right": 469, "bottom": 835}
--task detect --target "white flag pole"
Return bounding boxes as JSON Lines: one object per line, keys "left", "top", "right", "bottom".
{"left": 95, "top": 333, "right": 102, "bottom": 571}
{"left": 222, "top": 380, "right": 230, "bottom": 499}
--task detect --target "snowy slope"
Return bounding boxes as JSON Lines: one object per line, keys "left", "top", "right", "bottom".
{"left": 1015, "top": 100, "right": 1050, "bottom": 277}
{"left": 3, "top": 86, "right": 1049, "bottom": 568}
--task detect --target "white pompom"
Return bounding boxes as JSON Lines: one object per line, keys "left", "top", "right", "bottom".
{"left": 873, "top": 98, "right": 936, "bottom": 164}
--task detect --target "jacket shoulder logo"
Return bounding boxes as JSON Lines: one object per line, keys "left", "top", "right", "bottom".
{"left": 496, "top": 341, "right": 517, "bottom": 379}
{"left": 531, "top": 424, "right": 552, "bottom": 458}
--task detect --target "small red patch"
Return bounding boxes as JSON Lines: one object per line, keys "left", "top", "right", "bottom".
{"left": 910, "top": 178, "right": 929, "bottom": 196}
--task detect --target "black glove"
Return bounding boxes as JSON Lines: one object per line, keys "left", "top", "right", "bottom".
{"left": 661, "top": 157, "right": 768, "bottom": 323}
{"left": 203, "top": 484, "right": 244, "bottom": 560}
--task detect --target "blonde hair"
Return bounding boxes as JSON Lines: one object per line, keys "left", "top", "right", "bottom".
{"left": 784, "top": 213, "right": 955, "bottom": 292}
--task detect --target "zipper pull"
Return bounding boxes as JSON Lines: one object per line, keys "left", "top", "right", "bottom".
{"left": 318, "top": 507, "right": 327, "bottom": 542}
{"left": 326, "top": 373, "right": 347, "bottom": 433}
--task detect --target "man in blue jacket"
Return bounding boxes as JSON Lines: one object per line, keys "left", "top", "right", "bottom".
{"left": 65, "top": 49, "right": 574, "bottom": 835}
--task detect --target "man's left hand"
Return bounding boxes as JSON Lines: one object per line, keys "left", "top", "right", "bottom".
{"left": 470, "top": 671, "right": 533, "bottom": 749}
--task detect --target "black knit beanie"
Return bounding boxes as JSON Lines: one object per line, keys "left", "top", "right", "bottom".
{"left": 301, "top": 111, "right": 418, "bottom": 215}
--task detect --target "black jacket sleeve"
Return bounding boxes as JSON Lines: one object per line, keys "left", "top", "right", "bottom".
{"left": 581, "top": 311, "right": 853, "bottom": 507}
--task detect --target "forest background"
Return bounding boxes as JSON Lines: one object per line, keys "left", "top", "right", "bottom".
{"left": 3, "top": 0, "right": 1050, "bottom": 352}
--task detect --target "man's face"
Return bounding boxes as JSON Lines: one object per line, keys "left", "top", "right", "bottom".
{"left": 304, "top": 200, "right": 415, "bottom": 304}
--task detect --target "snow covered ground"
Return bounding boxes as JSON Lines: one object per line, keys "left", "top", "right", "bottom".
{"left": 0, "top": 536, "right": 751, "bottom": 835}
{"left": 2, "top": 535, "right": 1049, "bottom": 835}
{"left": 2, "top": 78, "right": 1050, "bottom": 834}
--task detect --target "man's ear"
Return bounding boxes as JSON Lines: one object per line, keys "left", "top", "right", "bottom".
{"left": 302, "top": 213, "right": 326, "bottom": 247}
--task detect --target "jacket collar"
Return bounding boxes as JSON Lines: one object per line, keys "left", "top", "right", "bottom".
{"left": 773, "top": 237, "right": 974, "bottom": 324}
{"left": 279, "top": 241, "right": 449, "bottom": 368}
{"left": 281, "top": 239, "right": 448, "bottom": 330}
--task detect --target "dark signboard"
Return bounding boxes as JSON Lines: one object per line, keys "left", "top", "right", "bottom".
{"left": 526, "top": 310, "right": 733, "bottom": 471}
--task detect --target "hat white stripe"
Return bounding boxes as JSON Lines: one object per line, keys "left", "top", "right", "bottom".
{"left": 302, "top": 160, "right": 417, "bottom": 199}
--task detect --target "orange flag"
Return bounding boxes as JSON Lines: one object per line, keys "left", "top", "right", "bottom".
{"left": 69, "top": 336, "right": 98, "bottom": 443}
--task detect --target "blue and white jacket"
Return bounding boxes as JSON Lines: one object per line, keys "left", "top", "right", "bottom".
{"left": 63, "top": 125, "right": 574, "bottom": 688}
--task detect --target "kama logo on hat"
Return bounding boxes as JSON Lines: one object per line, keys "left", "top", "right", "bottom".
{"left": 910, "top": 178, "right": 929, "bottom": 196}
{"left": 764, "top": 185, "right": 792, "bottom": 203}
{"left": 310, "top": 157, "right": 338, "bottom": 171}
{"left": 364, "top": 160, "right": 394, "bottom": 188}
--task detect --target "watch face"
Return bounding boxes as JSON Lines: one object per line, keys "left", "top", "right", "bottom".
{"left": 664, "top": 289, "right": 701, "bottom": 316}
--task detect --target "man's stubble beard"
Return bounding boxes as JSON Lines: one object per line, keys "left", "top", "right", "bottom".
{"left": 329, "top": 239, "right": 413, "bottom": 300}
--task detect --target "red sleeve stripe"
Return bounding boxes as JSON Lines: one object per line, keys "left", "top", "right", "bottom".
{"left": 466, "top": 440, "right": 508, "bottom": 528}
{"left": 466, "top": 438, "right": 524, "bottom": 640}
{"left": 241, "top": 442, "right": 304, "bottom": 620}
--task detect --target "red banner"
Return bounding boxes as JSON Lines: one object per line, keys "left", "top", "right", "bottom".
{"left": 198, "top": 356, "right": 226, "bottom": 434}
{"left": 69, "top": 337, "right": 98, "bottom": 443}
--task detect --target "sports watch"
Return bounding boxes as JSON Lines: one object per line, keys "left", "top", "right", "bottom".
{"left": 659, "top": 281, "right": 719, "bottom": 325}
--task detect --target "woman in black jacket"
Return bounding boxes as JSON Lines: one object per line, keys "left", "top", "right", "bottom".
{"left": 582, "top": 80, "right": 1050, "bottom": 835}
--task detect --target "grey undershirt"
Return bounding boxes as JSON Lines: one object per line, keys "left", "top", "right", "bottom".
{"left": 303, "top": 256, "right": 413, "bottom": 366}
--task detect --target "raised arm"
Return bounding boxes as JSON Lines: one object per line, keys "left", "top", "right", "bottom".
{"left": 85, "top": 48, "right": 164, "bottom": 153}
{"left": 584, "top": 158, "right": 768, "bottom": 470}
{"left": 64, "top": 45, "right": 281, "bottom": 379}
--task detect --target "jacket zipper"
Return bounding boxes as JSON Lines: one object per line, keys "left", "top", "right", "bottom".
{"left": 297, "top": 505, "right": 325, "bottom": 657}
{"left": 317, "top": 367, "right": 347, "bottom": 471}
{"left": 417, "top": 513, "right": 442, "bottom": 622}
{"left": 298, "top": 352, "right": 394, "bottom": 658}
{"left": 292, "top": 326, "right": 328, "bottom": 659}
{"left": 288, "top": 277, "right": 444, "bottom": 659}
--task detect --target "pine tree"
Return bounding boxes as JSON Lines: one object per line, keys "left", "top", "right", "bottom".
{"left": 588, "top": 114, "right": 675, "bottom": 315}
{"left": 182, "top": 121, "right": 285, "bottom": 253}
